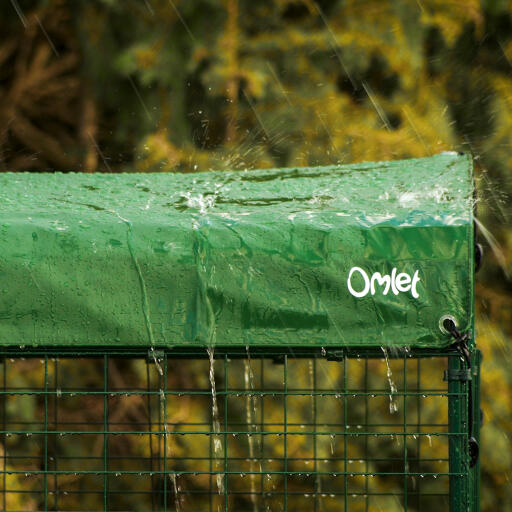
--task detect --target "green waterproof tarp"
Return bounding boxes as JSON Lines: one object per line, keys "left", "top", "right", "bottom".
{"left": 0, "top": 153, "right": 474, "bottom": 348}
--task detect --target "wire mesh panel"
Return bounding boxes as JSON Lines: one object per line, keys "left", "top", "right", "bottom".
{"left": 0, "top": 348, "right": 472, "bottom": 512}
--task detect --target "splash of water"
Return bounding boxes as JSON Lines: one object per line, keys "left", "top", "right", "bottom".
{"left": 157, "top": 370, "right": 178, "bottom": 510}
{"left": 244, "top": 350, "right": 259, "bottom": 512}
{"left": 182, "top": 191, "right": 216, "bottom": 214}
{"left": 9, "top": 0, "right": 27, "bottom": 27}
{"left": 171, "top": 473, "right": 180, "bottom": 512}
{"left": 381, "top": 347, "right": 398, "bottom": 414}
{"left": 474, "top": 217, "right": 510, "bottom": 278}
{"left": 207, "top": 348, "right": 224, "bottom": 495}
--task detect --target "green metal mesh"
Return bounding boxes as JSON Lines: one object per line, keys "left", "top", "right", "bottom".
{"left": 0, "top": 347, "right": 474, "bottom": 511}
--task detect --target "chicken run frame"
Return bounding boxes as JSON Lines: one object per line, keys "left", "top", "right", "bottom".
{"left": 0, "top": 153, "right": 480, "bottom": 511}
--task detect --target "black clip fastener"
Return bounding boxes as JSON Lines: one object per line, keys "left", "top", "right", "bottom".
{"left": 326, "top": 350, "right": 345, "bottom": 361}
{"left": 475, "top": 243, "right": 483, "bottom": 273}
{"left": 443, "top": 318, "right": 479, "bottom": 469}
{"left": 443, "top": 368, "right": 472, "bottom": 382}
{"left": 147, "top": 349, "right": 165, "bottom": 363}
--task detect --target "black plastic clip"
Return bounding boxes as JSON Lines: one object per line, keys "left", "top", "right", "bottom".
{"left": 469, "top": 437, "right": 479, "bottom": 469}
{"left": 147, "top": 349, "right": 165, "bottom": 363}
{"left": 443, "top": 369, "right": 472, "bottom": 382}
{"left": 443, "top": 318, "right": 479, "bottom": 468}
{"left": 326, "top": 350, "right": 345, "bottom": 361}
{"left": 475, "top": 243, "right": 483, "bottom": 273}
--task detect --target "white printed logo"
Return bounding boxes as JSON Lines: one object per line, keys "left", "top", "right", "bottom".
{"left": 347, "top": 267, "right": 420, "bottom": 298}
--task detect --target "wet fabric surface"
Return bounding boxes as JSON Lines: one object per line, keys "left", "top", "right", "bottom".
{"left": 0, "top": 153, "right": 473, "bottom": 347}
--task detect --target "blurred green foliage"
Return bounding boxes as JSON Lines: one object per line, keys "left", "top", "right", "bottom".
{"left": 0, "top": 0, "right": 511, "bottom": 510}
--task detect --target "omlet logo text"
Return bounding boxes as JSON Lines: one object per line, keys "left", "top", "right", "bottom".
{"left": 347, "top": 267, "right": 420, "bottom": 299}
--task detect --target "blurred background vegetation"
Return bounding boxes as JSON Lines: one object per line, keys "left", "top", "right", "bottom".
{"left": 0, "top": 0, "right": 511, "bottom": 510}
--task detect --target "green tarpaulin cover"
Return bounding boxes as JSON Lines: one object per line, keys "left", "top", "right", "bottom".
{"left": 0, "top": 153, "right": 474, "bottom": 348}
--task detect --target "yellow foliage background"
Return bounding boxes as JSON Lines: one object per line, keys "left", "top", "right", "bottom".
{"left": 0, "top": 0, "right": 511, "bottom": 510}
